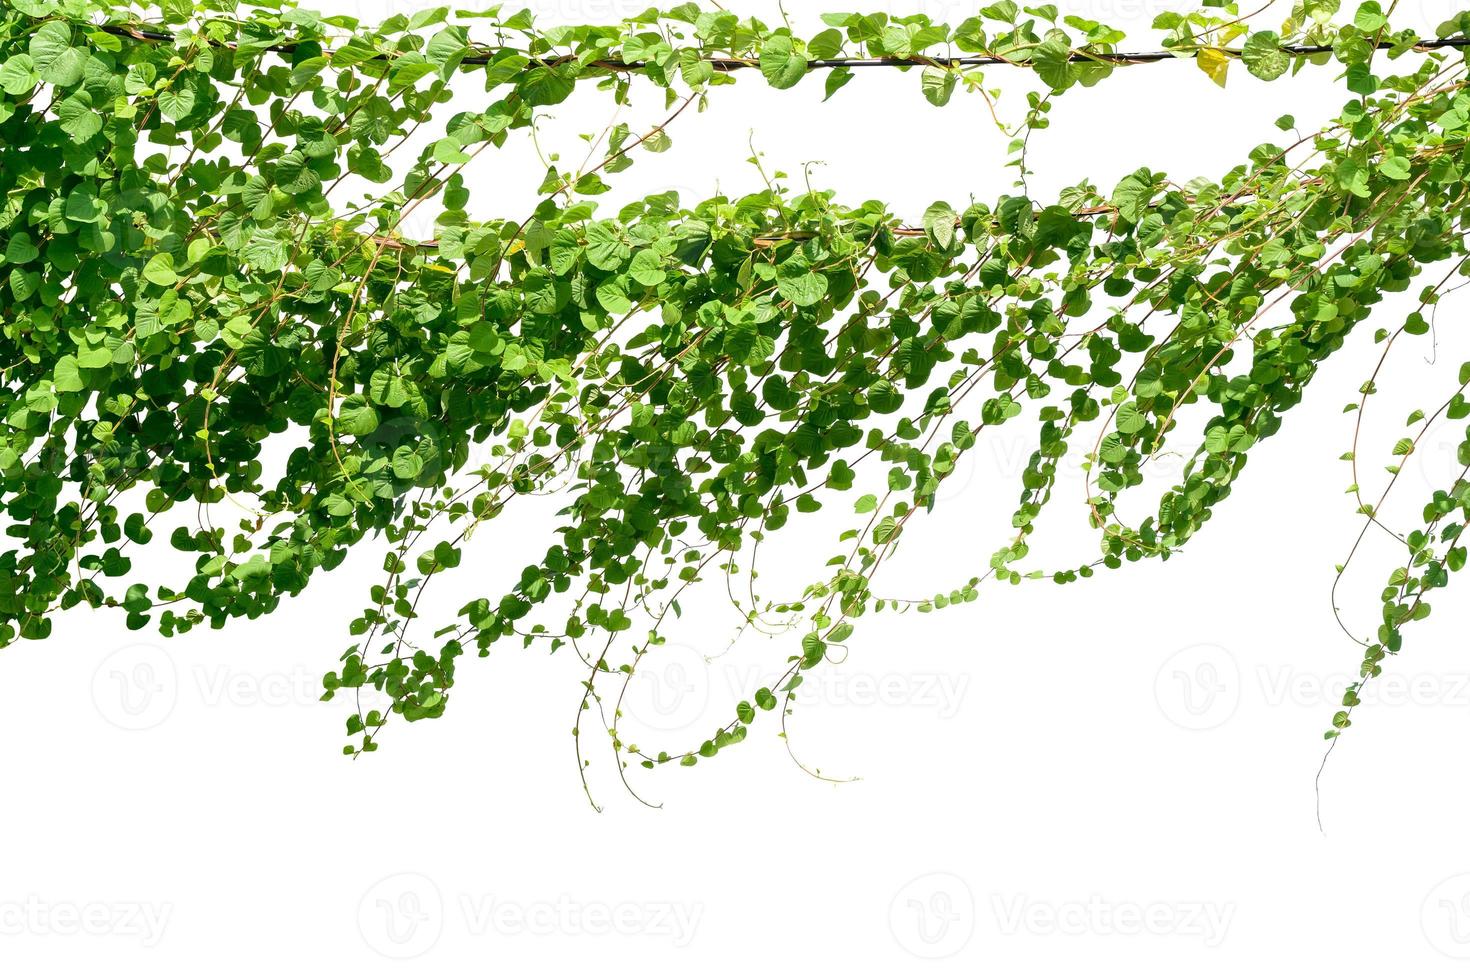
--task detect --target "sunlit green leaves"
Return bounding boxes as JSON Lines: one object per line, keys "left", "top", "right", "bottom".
{"left": 921, "top": 66, "right": 956, "bottom": 106}
{"left": 623, "top": 250, "right": 662, "bottom": 286}
{"left": 777, "top": 269, "right": 828, "bottom": 306}
{"left": 426, "top": 25, "right": 469, "bottom": 74}
{"left": 274, "top": 152, "right": 321, "bottom": 194}
{"left": 0, "top": 55, "right": 38, "bottom": 95}
{"left": 240, "top": 231, "right": 288, "bottom": 272}
{"left": 759, "top": 34, "right": 807, "bottom": 89}
{"left": 52, "top": 354, "right": 83, "bottom": 392}
{"left": 584, "top": 222, "right": 630, "bottom": 271}
{"left": 521, "top": 64, "right": 575, "bottom": 105}
{"left": 56, "top": 93, "right": 101, "bottom": 139}
{"left": 0, "top": 0, "right": 1463, "bottom": 784}
{"left": 28, "top": 21, "right": 83, "bottom": 87}
{"left": 1242, "top": 32, "right": 1289, "bottom": 80}
{"left": 1354, "top": 1, "right": 1388, "bottom": 32}
{"left": 923, "top": 201, "right": 958, "bottom": 249}
{"left": 337, "top": 395, "right": 380, "bottom": 436}
{"left": 157, "top": 86, "right": 196, "bottom": 121}
{"left": 1030, "top": 35, "right": 1074, "bottom": 91}
{"left": 1110, "top": 169, "right": 1157, "bottom": 223}
{"left": 142, "top": 253, "right": 177, "bottom": 286}
{"left": 595, "top": 277, "right": 632, "bottom": 314}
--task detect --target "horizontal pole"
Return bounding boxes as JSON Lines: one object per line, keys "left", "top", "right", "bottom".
{"left": 94, "top": 23, "right": 1470, "bottom": 72}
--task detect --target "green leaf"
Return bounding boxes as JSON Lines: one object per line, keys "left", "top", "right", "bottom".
{"left": 77, "top": 344, "right": 112, "bottom": 369}
{"left": 426, "top": 26, "right": 469, "bottom": 71}
{"left": 368, "top": 367, "right": 411, "bottom": 407}
{"left": 1110, "top": 170, "right": 1156, "bottom": 223}
{"left": 53, "top": 354, "right": 83, "bottom": 393}
{"left": 1345, "top": 63, "right": 1377, "bottom": 96}
{"left": 56, "top": 96, "right": 101, "bottom": 140}
{"left": 800, "top": 632, "right": 826, "bottom": 669}
{"left": 584, "top": 223, "right": 630, "bottom": 271}
{"left": 275, "top": 152, "right": 321, "bottom": 193}
{"left": 387, "top": 57, "right": 435, "bottom": 94}
{"left": 596, "top": 277, "right": 631, "bottom": 314}
{"left": 1115, "top": 401, "right": 1146, "bottom": 434}
{"left": 1031, "top": 36, "right": 1073, "bottom": 91}
{"left": 157, "top": 86, "right": 196, "bottom": 121}
{"left": 777, "top": 271, "right": 828, "bottom": 307}
{"left": 824, "top": 65, "right": 853, "bottom": 100}
{"left": 241, "top": 231, "right": 288, "bottom": 273}
{"left": 808, "top": 28, "right": 843, "bottom": 60}
{"left": 29, "top": 21, "right": 83, "bottom": 88}
{"left": 1354, "top": 1, "right": 1387, "bottom": 32}
{"left": 521, "top": 65, "right": 575, "bottom": 105}
{"left": 64, "top": 188, "right": 106, "bottom": 224}
{"left": 1241, "top": 32, "right": 1289, "bottom": 81}
{"left": 431, "top": 138, "right": 471, "bottom": 165}
{"left": 628, "top": 249, "right": 666, "bottom": 286}
{"left": 760, "top": 35, "right": 807, "bottom": 89}
{"left": 0, "top": 55, "right": 39, "bottom": 95}
{"left": 5, "top": 233, "right": 39, "bottom": 265}
{"left": 1378, "top": 155, "right": 1411, "bottom": 180}
{"left": 920, "top": 66, "right": 956, "bottom": 106}
{"left": 923, "top": 201, "right": 958, "bottom": 249}
{"left": 142, "top": 253, "right": 177, "bottom": 287}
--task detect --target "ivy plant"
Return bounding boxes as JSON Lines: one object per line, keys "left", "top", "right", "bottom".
{"left": 3, "top": 0, "right": 1470, "bottom": 805}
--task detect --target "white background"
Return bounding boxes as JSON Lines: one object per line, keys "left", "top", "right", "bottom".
{"left": 7, "top": 0, "right": 1470, "bottom": 975}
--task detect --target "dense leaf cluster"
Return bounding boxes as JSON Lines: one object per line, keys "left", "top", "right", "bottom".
{"left": 3, "top": 0, "right": 1469, "bottom": 799}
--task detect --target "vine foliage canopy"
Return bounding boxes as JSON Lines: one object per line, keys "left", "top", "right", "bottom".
{"left": 3, "top": 0, "right": 1470, "bottom": 802}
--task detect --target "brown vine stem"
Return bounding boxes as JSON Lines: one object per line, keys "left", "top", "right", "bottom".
{"left": 95, "top": 22, "right": 1470, "bottom": 69}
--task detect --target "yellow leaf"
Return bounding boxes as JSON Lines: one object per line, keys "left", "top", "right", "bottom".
{"left": 1197, "top": 47, "right": 1230, "bottom": 88}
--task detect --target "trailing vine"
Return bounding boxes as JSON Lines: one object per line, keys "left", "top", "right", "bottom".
{"left": 4, "top": 0, "right": 1470, "bottom": 805}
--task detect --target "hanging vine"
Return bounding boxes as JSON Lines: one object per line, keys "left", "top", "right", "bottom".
{"left": 3, "top": 0, "right": 1470, "bottom": 805}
